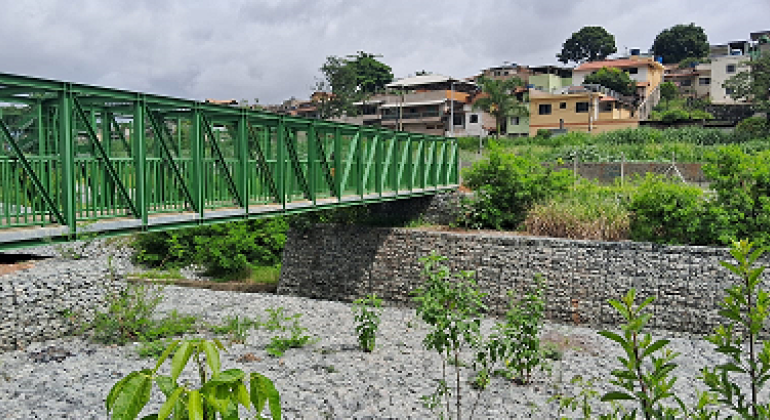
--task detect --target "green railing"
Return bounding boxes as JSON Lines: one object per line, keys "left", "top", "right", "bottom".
{"left": 0, "top": 72, "right": 459, "bottom": 248}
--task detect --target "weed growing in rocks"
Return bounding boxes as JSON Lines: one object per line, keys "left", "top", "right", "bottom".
{"left": 265, "top": 314, "right": 316, "bottom": 357}
{"left": 209, "top": 315, "right": 260, "bottom": 344}
{"left": 107, "top": 338, "right": 281, "bottom": 420}
{"left": 352, "top": 293, "right": 383, "bottom": 352}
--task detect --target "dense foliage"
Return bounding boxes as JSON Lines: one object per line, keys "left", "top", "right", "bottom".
{"left": 314, "top": 51, "right": 393, "bottom": 119}
{"left": 461, "top": 142, "right": 770, "bottom": 248}
{"left": 461, "top": 145, "right": 572, "bottom": 230}
{"left": 557, "top": 26, "right": 617, "bottom": 64}
{"left": 133, "top": 218, "right": 288, "bottom": 280}
{"left": 723, "top": 51, "right": 770, "bottom": 115}
{"left": 651, "top": 23, "right": 710, "bottom": 64}
{"left": 583, "top": 67, "right": 635, "bottom": 96}
{"left": 497, "top": 127, "right": 770, "bottom": 163}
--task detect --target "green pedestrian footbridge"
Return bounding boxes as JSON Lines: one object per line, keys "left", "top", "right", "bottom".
{"left": 0, "top": 72, "right": 459, "bottom": 250}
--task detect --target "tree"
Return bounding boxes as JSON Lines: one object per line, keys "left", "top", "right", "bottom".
{"left": 583, "top": 67, "right": 636, "bottom": 96}
{"left": 346, "top": 51, "right": 393, "bottom": 94}
{"left": 314, "top": 52, "right": 393, "bottom": 119}
{"left": 315, "top": 55, "right": 361, "bottom": 119}
{"left": 651, "top": 23, "right": 709, "bottom": 64}
{"left": 557, "top": 26, "right": 617, "bottom": 64}
{"left": 723, "top": 51, "right": 770, "bottom": 117}
{"left": 659, "top": 81, "right": 678, "bottom": 108}
{"left": 472, "top": 76, "right": 529, "bottom": 137}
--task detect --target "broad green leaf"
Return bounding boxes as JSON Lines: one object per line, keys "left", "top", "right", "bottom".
{"left": 154, "top": 376, "right": 177, "bottom": 398}
{"left": 235, "top": 382, "right": 251, "bottom": 408}
{"left": 598, "top": 331, "right": 625, "bottom": 346}
{"left": 202, "top": 383, "right": 232, "bottom": 414}
{"left": 172, "top": 342, "right": 194, "bottom": 382}
{"left": 251, "top": 373, "right": 281, "bottom": 419}
{"left": 107, "top": 371, "right": 138, "bottom": 411}
{"left": 154, "top": 340, "right": 180, "bottom": 373}
{"left": 642, "top": 339, "right": 670, "bottom": 359}
{"left": 602, "top": 391, "right": 635, "bottom": 401}
{"left": 158, "top": 387, "right": 184, "bottom": 420}
{"left": 202, "top": 341, "right": 221, "bottom": 377}
{"left": 109, "top": 369, "right": 153, "bottom": 420}
{"left": 188, "top": 390, "right": 203, "bottom": 420}
{"left": 212, "top": 369, "right": 245, "bottom": 384}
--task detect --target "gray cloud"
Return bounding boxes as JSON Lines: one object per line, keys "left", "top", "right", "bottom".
{"left": 0, "top": 0, "right": 767, "bottom": 104}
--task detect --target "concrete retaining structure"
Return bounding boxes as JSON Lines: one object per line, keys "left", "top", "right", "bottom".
{"left": 278, "top": 225, "right": 770, "bottom": 336}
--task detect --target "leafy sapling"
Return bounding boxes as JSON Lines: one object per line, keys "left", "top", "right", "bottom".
{"left": 413, "top": 251, "right": 486, "bottom": 420}
{"left": 701, "top": 239, "right": 770, "bottom": 419}
{"left": 353, "top": 293, "right": 383, "bottom": 352}
{"left": 599, "top": 289, "right": 685, "bottom": 419}
{"left": 106, "top": 338, "right": 281, "bottom": 420}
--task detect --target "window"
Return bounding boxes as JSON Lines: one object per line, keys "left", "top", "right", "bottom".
{"left": 726, "top": 64, "right": 736, "bottom": 74}
{"left": 680, "top": 79, "right": 692, "bottom": 87}
{"left": 628, "top": 67, "right": 639, "bottom": 75}
{"left": 726, "top": 87, "right": 734, "bottom": 95}
{"left": 538, "top": 104, "right": 552, "bottom": 115}
{"left": 469, "top": 114, "right": 479, "bottom": 124}
{"left": 511, "top": 117, "right": 520, "bottom": 125}
{"left": 600, "top": 102, "right": 613, "bottom": 112}
{"left": 559, "top": 102, "right": 567, "bottom": 109}
{"left": 575, "top": 102, "right": 590, "bottom": 113}
{"left": 699, "top": 77, "right": 711, "bottom": 86}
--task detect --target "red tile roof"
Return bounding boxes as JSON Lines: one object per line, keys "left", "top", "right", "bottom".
{"left": 575, "top": 58, "right": 657, "bottom": 72}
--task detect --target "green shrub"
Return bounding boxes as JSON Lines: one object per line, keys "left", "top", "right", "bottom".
{"left": 704, "top": 147, "right": 770, "bottom": 247}
{"left": 457, "top": 136, "right": 483, "bottom": 151}
{"left": 661, "top": 108, "right": 691, "bottom": 123}
{"left": 627, "top": 174, "right": 712, "bottom": 245}
{"left": 735, "top": 116, "right": 770, "bottom": 139}
{"left": 133, "top": 217, "right": 288, "bottom": 280}
{"left": 461, "top": 145, "right": 572, "bottom": 230}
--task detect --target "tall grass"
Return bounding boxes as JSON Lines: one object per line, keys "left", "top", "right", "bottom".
{"left": 523, "top": 180, "right": 633, "bottom": 241}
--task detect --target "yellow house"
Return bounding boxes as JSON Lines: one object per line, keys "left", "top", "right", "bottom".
{"left": 572, "top": 56, "right": 665, "bottom": 99}
{"left": 528, "top": 88, "right": 638, "bottom": 136}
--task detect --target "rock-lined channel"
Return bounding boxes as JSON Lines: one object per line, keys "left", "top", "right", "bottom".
{"left": 0, "top": 243, "right": 765, "bottom": 419}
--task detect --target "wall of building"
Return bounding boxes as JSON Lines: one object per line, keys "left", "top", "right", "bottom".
{"left": 709, "top": 55, "right": 750, "bottom": 104}
{"left": 278, "top": 226, "right": 770, "bottom": 336}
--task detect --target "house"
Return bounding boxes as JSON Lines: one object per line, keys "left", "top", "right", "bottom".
{"left": 338, "top": 74, "right": 483, "bottom": 137}
{"left": 572, "top": 55, "right": 665, "bottom": 100}
{"left": 663, "top": 38, "right": 754, "bottom": 104}
{"left": 528, "top": 85, "right": 638, "bottom": 136}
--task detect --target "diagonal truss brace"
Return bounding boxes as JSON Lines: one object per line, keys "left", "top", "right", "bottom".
{"left": 246, "top": 123, "right": 280, "bottom": 203}
{"left": 283, "top": 129, "right": 312, "bottom": 201}
{"left": 200, "top": 114, "right": 244, "bottom": 207}
{"left": 313, "top": 131, "right": 335, "bottom": 195}
{"left": 0, "top": 119, "right": 65, "bottom": 224}
{"left": 145, "top": 108, "right": 198, "bottom": 212}
{"left": 72, "top": 98, "right": 139, "bottom": 217}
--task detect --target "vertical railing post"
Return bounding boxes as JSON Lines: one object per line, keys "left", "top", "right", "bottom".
{"left": 237, "top": 113, "right": 249, "bottom": 213}
{"left": 375, "top": 132, "right": 383, "bottom": 196}
{"left": 133, "top": 99, "right": 147, "bottom": 226}
{"left": 356, "top": 130, "right": 364, "bottom": 199}
{"left": 277, "top": 118, "right": 286, "bottom": 209}
{"left": 58, "top": 88, "right": 76, "bottom": 234}
{"left": 334, "top": 126, "right": 341, "bottom": 201}
{"left": 190, "top": 107, "right": 204, "bottom": 217}
{"left": 308, "top": 122, "right": 317, "bottom": 204}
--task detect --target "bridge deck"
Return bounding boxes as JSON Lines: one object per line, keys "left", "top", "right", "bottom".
{"left": 0, "top": 72, "right": 459, "bottom": 249}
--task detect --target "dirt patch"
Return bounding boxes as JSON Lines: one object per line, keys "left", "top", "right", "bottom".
{"left": 127, "top": 277, "right": 277, "bottom": 293}
{"left": 0, "top": 253, "right": 50, "bottom": 278}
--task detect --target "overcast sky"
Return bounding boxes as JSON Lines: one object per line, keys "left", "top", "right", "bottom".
{"left": 1, "top": 0, "right": 767, "bottom": 105}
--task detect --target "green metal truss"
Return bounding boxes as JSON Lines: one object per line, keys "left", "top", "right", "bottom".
{"left": 0, "top": 72, "right": 459, "bottom": 250}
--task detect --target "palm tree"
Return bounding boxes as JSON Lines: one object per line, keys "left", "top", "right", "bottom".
{"left": 472, "top": 76, "right": 529, "bottom": 138}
